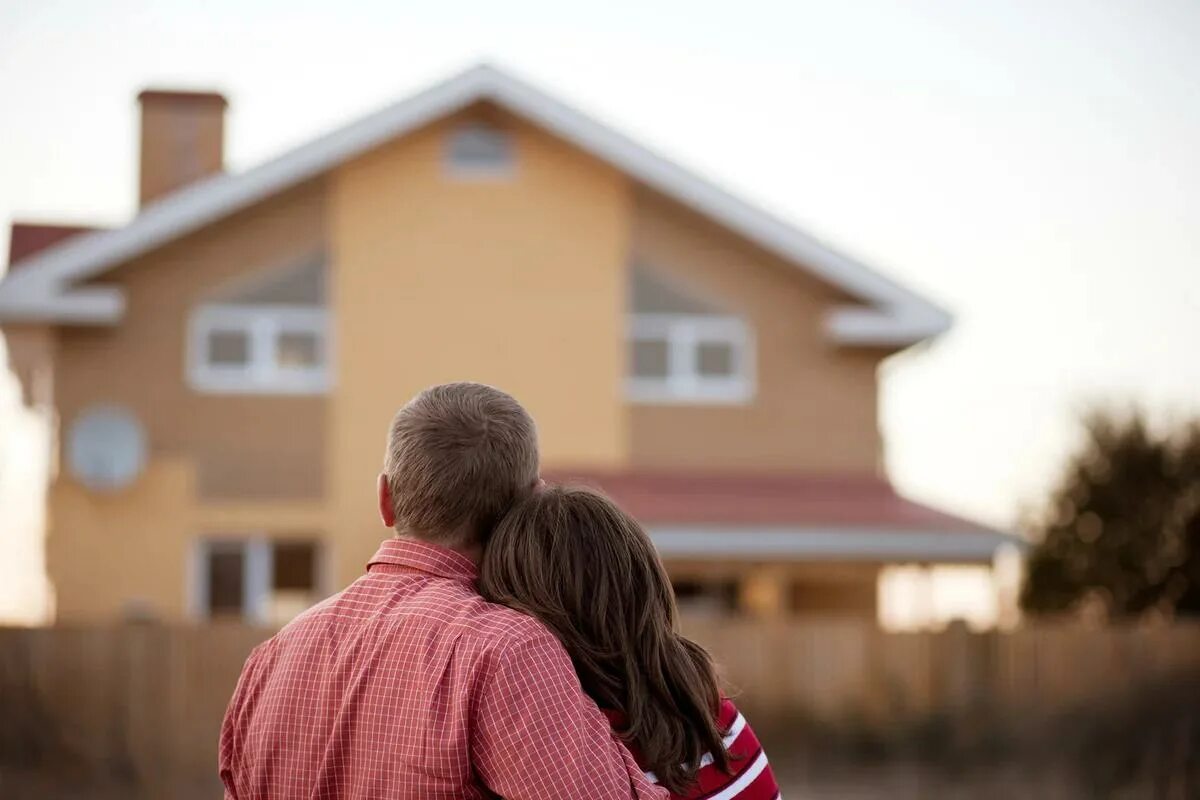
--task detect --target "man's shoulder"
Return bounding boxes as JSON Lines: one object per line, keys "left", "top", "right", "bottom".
{"left": 281, "top": 577, "right": 556, "bottom": 653}
{"left": 241, "top": 591, "right": 340, "bottom": 664}
{"left": 454, "top": 595, "right": 561, "bottom": 656}
{"left": 250, "top": 577, "right": 563, "bottom": 684}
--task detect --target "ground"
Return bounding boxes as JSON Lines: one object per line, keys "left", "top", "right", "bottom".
{"left": 0, "top": 764, "right": 1156, "bottom": 800}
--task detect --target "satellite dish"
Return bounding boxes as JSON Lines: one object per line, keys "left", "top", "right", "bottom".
{"left": 67, "top": 405, "right": 147, "bottom": 491}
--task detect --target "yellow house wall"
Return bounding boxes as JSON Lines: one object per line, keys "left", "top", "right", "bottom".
{"left": 59, "top": 182, "right": 329, "bottom": 502}
{"left": 48, "top": 458, "right": 336, "bottom": 622}
{"left": 629, "top": 188, "right": 887, "bottom": 473}
{"left": 45, "top": 183, "right": 331, "bottom": 622}
{"left": 48, "top": 461, "right": 194, "bottom": 622}
{"left": 326, "top": 106, "right": 632, "bottom": 585}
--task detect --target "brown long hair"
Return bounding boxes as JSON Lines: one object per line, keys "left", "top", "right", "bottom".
{"left": 478, "top": 485, "right": 730, "bottom": 795}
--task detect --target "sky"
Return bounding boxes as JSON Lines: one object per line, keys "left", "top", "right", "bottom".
{"left": 1, "top": 0, "right": 1199, "bottom": 620}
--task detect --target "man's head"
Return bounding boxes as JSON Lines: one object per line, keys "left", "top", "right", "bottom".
{"left": 378, "top": 382, "right": 539, "bottom": 550}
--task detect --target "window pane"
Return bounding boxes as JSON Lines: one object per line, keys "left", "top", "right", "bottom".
{"left": 272, "top": 541, "right": 317, "bottom": 591}
{"left": 277, "top": 331, "right": 321, "bottom": 368}
{"left": 631, "top": 338, "right": 670, "bottom": 378}
{"left": 207, "top": 547, "right": 244, "bottom": 617}
{"left": 208, "top": 329, "right": 249, "bottom": 366}
{"left": 697, "top": 340, "right": 736, "bottom": 378}
{"left": 269, "top": 541, "right": 319, "bottom": 625}
{"left": 672, "top": 579, "right": 739, "bottom": 614}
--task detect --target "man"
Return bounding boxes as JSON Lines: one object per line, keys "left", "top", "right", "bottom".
{"left": 219, "top": 382, "right": 665, "bottom": 799}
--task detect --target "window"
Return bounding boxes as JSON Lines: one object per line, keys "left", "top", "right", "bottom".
{"left": 193, "top": 538, "right": 323, "bottom": 624}
{"left": 672, "top": 579, "right": 739, "bottom": 615}
{"left": 207, "top": 329, "right": 250, "bottom": 366}
{"left": 445, "top": 123, "right": 514, "bottom": 178}
{"left": 205, "top": 544, "right": 246, "bottom": 617}
{"left": 627, "top": 314, "right": 753, "bottom": 403}
{"left": 627, "top": 265, "right": 754, "bottom": 404}
{"left": 189, "top": 305, "right": 330, "bottom": 394}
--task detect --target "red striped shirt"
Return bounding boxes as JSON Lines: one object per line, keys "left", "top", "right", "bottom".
{"left": 607, "top": 699, "right": 781, "bottom": 800}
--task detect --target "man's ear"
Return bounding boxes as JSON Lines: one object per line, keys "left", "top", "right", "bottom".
{"left": 377, "top": 473, "right": 396, "bottom": 528}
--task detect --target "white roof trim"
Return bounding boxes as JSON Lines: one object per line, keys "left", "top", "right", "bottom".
{"left": 0, "top": 288, "right": 124, "bottom": 323}
{"left": 649, "top": 526, "right": 1022, "bottom": 563}
{"left": 0, "top": 63, "right": 951, "bottom": 344}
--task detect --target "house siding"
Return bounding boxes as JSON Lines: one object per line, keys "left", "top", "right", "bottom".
{"left": 326, "top": 104, "right": 632, "bottom": 586}
{"left": 48, "top": 183, "right": 329, "bottom": 621}
{"left": 627, "top": 188, "right": 885, "bottom": 473}
{"left": 56, "top": 181, "right": 329, "bottom": 502}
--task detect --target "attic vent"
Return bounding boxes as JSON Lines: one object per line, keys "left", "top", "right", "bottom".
{"left": 444, "top": 123, "right": 514, "bottom": 178}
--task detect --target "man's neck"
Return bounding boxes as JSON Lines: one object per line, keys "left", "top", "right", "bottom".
{"left": 393, "top": 531, "right": 482, "bottom": 564}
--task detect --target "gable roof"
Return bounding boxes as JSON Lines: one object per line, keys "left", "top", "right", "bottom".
{"left": 0, "top": 63, "right": 951, "bottom": 345}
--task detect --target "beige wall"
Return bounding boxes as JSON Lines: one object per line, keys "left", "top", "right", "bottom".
{"left": 327, "top": 104, "right": 633, "bottom": 585}
{"left": 628, "top": 188, "right": 886, "bottom": 473}
{"left": 49, "top": 461, "right": 194, "bottom": 621}
{"left": 48, "top": 459, "right": 333, "bottom": 622}
{"left": 47, "top": 183, "right": 333, "bottom": 621}
{"left": 789, "top": 564, "right": 879, "bottom": 615}
{"left": 58, "top": 182, "right": 328, "bottom": 502}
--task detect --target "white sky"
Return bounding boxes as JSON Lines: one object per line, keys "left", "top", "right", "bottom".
{"left": 2, "top": 0, "right": 1199, "bottom": 619}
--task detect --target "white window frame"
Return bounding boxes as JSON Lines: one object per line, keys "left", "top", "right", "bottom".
{"left": 188, "top": 304, "right": 331, "bottom": 395}
{"left": 188, "top": 537, "right": 330, "bottom": 624}
{"left": 626, "top": 313, "right": 755, "bottom": 404}
{"left": 444, "top": 123, "right": 516, "bottom": 180}
{"left": 189, "top": 538, "right": 272, "bottom": 624}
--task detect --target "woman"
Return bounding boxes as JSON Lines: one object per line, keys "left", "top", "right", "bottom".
{"left": 479, "top": 485, "right": 781, "bottom": 800}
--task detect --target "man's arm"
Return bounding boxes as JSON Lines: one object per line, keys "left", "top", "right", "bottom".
{"left": 218, "top": 642, "right": 269, "bottom": 800}
{"left": 471, "top": 629, "right": 667, "bottom": 800}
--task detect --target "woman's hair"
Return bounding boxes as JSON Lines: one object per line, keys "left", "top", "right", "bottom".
{"left": 478, "top": 485, "right": 730, "bottom": 795}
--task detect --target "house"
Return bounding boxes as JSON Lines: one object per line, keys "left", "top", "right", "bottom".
{"left": 0, "top": 64, "right": 1011, "bottom": 624}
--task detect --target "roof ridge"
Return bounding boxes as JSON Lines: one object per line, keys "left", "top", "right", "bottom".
{"left": 0, "top": 62, "right": 951, "bottom": 345}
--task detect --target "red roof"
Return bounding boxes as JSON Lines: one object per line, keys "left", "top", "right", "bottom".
{"left": 541, "top": 470, "right": 993, "bottom": 533}
{"left": 8, "top": 223, "right": 100, "bottom": 267}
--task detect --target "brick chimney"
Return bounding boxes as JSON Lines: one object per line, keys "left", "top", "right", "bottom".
{"left": 137, "top": 89, "right": 227, "bottom": 206}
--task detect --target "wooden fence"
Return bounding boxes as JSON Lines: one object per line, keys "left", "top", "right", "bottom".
{"left": 679, "top": 618, "right": 1200, "bottom": 723}
{"left": 2, "top": 619, "right": 1200, "bottom": 794}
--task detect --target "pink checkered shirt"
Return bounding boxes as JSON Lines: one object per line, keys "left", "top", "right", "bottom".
{"left": 219, "top": 538, "right": 666, "bottom": 800}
